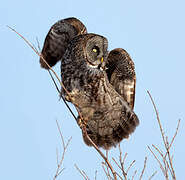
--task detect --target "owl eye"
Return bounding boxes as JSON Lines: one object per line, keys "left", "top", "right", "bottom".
{"left": 92, "top": 46, "right": 100, "bottom": 55}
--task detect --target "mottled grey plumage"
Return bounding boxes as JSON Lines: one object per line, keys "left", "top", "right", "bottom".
{"left": 61, "top": 34, "right": 139, "bottom": 149}
{"left": 106, "top": 48, "right": 136, "bottom": 110}
{"left": 39, "top": 17, "right": 139, "bottom": 149}
{"left": 40, "top": 17, "right": 87, "bottom": 69}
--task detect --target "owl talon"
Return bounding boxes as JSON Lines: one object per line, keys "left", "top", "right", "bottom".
{"left": 65, "top": 95, "right": 71, "bottom": 102}
{"left": 78, "top": 117, "right": 87, "bottom": 129}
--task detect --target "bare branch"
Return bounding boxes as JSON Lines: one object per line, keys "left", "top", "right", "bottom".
{"left": 7, "top": 26, "right": 79, "bottom": 127}
{"left": 147, "top": 91, "right": 166, "bottom": 147}
{"left": 147, "top": 91, "right": 179, "bottom": 180}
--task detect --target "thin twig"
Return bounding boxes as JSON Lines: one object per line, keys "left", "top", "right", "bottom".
{"left": 48, "top": 70, "right": 61, "bottom": 94}
{"left": 112, "top": 157, "right": 122, "bottom": 171}
{"left": 126, "top": 160, "right": 136, "bottom": 174}
{"left": 147, "top": 91, "right": 166, "bottom": 148}
{"left": 75, "top": 164, "right": 90, "bottom": 180}
{"left": 148, "top": 171, "right": 157, "bottom": 180}
{"left": 102, "top": 163, "right": 112, "bottom": 180}
{"left": 48, "top": 69, "right": 77, "bottom": 121}
{"left": 115, "top": 172, "right": 123, "bottom": 180}
{"left": 147, "top": 146, "right": 166, "bottom": 176}
{"left": 112, "top": 158, "right": 126, "bottom": 180}
{"left": 131, "top": 170, "right": 137, "bottom": 180}
{"left": 152, "top": 144, "right": 170, "bottom": 177}
{"left": 151, "top": 144, "right": 169, "bottom": 178}
{"left": 56, "top": 148, "right": 59, "bottom": 166}
{"left": 36, "top": 36, "right": 41, "bottom": 51}
{"left": 139, "top": 157, "right": 147, "bottom": 180}
{"left": 165, "top": 138, "right": 176, "bottom": 179}
{"left": 53, "top": 120, "right": 72, "bottom": 180}
{"left": 152, "top": 145, "right": 163, "bottom": 158}
{"left": 95, "top": 170, "right": 97, "bottom": 180}
{"left": 118, "top": 144, "right": 127, "bottom": 179}
{"left": 105, "top": 150, "right": 112, "bottom": 178}
{"left": 56, "top": 120, "right": 65, "bottom": 147}
{"left": 168, "top": 119, "right": 180, "bottom": 150}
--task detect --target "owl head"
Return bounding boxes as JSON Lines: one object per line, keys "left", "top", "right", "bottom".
{"left": 81, "top": 34, "right": 108, "bottom": 71}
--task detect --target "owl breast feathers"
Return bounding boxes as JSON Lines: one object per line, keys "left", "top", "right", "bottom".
{"left": 40, "top": 17, "right": 139, "bottom": 149}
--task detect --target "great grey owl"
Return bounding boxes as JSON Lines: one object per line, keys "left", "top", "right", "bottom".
{"left": 40, "top": 17, "right": 139, "bottom": 149}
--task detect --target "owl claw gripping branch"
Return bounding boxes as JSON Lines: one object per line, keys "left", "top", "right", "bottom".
{"left": 40, "top": 17, "right": 139, "bottom": 150}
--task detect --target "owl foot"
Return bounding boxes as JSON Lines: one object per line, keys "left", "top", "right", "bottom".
{"left": 77, "top": 117, "right": 87, "bottom": 129}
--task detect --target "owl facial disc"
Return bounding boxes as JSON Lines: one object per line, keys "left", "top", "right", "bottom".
{"left": 85, "top": 34, "right": 108, "bottom": 70}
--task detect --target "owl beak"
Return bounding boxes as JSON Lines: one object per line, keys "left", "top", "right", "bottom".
{"left": 99, "top": 57, "right": 106, "bottom": 71}
{"left": 101, "top": 57, "right": 104, "bottom": 63}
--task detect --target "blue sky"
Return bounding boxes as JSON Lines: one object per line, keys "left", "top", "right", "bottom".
{"left": 1, "top": 0, "right": 185, "bottom": 179}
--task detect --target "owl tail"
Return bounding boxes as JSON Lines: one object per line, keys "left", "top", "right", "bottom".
{"left": 114, "top": 110, "right": 139, "bottom": 143}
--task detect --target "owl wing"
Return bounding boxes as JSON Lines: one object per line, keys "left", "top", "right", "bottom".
{"left": 40, "top": 17, "right": 87, "bottom": 69}
{"left": 106, "top": 48, "right": 136, "bottom": 110}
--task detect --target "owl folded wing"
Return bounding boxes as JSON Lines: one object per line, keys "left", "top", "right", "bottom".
{"left": 106, "top": 48, "right": 136, "bottom": 110}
